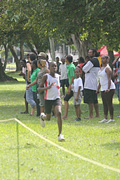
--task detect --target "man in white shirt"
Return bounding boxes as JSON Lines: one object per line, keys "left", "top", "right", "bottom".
{"left": 82, "top": 49, "right": 100, "bottom": 119}
{"left": 59, "top": 57, "right": 69, "bottom": 97}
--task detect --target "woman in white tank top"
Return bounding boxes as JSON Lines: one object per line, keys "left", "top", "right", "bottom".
{"left": 97, "top": 55, "right": 115, "bottom": 123}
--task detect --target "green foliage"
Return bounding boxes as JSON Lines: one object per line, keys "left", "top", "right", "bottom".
{"left": 0, "top": 0, "right": 49, "bottom": 53}
{"left": 0, "top": 0, "right": 120, "bottom": 52}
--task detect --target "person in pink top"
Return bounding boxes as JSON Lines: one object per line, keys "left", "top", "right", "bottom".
{"left": 77, "top": 57, "right": 85, "bottom": 85}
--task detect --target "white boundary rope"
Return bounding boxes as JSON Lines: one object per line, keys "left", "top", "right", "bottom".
{"left": 0, "top": 119, "right": 15, "bottom": 122}
{"left": 0, "top": 118, "right": 120, "bottom": 174}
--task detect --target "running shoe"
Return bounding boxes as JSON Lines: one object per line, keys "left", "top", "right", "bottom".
{"left": 99, "top": 119, "right": 108, "bottom": 123}
{"left": 106, "top": 119, "right": 115, "bottom": 123}
{"left": 75, "top": 118, "right": 81, "bottom": 121}
{"left": 58, "top": 134, "right": 65, "bottom": 142}
{"left": 40, "top": 113, "right": 46, "bottom": 127}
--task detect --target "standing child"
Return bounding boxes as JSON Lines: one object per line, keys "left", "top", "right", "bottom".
{"left": 73, "top": 67, "right": 83, "bottom": 121}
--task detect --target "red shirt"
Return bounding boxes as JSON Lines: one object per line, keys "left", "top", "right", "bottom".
{"left": 77, "top": 63, "right": 85, "bottom": 74}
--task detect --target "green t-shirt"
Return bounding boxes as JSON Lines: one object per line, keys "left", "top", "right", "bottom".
{"left": 31, "top": 68, "right": 40, "bottom": 92}
{"left": 67, "top": 63, "right": 75, "bottom": 84}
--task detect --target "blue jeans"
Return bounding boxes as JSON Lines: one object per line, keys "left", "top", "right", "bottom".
{"left": 33, "top": 92, "right": 40, "bottom": 116}
{"left": 26, "top": 86, "right": 36, "bottom": 108}
{"left": 115, "top": 83, "right": 120, "bottom": 105}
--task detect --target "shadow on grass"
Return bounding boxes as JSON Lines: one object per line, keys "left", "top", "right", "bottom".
{"left": 101, "top": 142, "right": 120, "bottom": 150}
{"left": 7, "top": 143, "right": 39, "bottom": 150}
{"left": 0, "top": 80, "right": 26, "bottom": 85}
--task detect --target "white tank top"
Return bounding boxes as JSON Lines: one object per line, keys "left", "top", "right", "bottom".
{"left": 44, "top": 73, "right": 60, "bottom": 100}
{"left": 98, "top": 66, "right": 115, "bottom": 91}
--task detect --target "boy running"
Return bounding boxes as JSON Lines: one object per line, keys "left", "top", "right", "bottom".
{"left": 39, "top": 62, "right": 65, "bottom": 142}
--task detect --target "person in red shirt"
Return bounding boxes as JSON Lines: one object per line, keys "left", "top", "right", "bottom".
{"left": 77, "top": 57, "right": 85, "bottom": 84}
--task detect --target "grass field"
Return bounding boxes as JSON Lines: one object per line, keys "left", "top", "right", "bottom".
{"left": 0, "top": 71, "right": 120, "bottom": 180}
{"left": 6, "top": 63, "right": 16, "bottom": 71}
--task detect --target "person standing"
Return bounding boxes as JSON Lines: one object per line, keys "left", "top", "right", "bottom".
{"left": 59, "top": 57, "right": 69, "bottom": 97}
{"left": 39, "top": 62, "right": 65, "bottom": 142}
{"left": 26, "top": 54, "right": 36, "bottom": 116}
{"left": 56, "top": 57, "right": 61, "bottom": 74}
{"left": 30, "top": 60, "right": 40, "bottom": 116}
{"left": 82, "top": 49, "right": 100, "bottom": 119}
{"left": 27, "top": 59, "right": 49, "bottom": 114}
{"left": 77, "top": 57, "right": 85, "bottom": 85}
{"left": 20, "top": 59, "right": 29, "bottom": 114}
{"left": 77, "top": 57, "right": 85, "bottom": 75}
{"left": 97, "top": 55, "right": 115, "bottom": 123}
{"left": 73, "top": 67, "right": 83, "bottom": 121}
{"left": 112, "top": 55, "right": 120, "bottom": 117}
{"left": 37, "top": 59, "right": 49, "bottom": 113}
{"left": 62, "top": 55, "right": 75, "bottom": 120}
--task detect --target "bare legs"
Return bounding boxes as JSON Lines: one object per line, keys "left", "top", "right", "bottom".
{"left": 30, "top": 105, "right": 36, "bottom": 116}
{"left": 40, "top": 106, "right": 44, "bottom": 113}
{"left": 88, "top": 103, "right": 99, "bottom": 119}
{"left": 63, "top": 101, "right": 69, "bottom": 119}
{"left": 75, "top": 105, "right": 81, "bottom": 119}
{"left": 55, "top": 106, "right": 62, "bottom": 135}
{"left": 44, "top": 106, "right": 62, "bottom": 135}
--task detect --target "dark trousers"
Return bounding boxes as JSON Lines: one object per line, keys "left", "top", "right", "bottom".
{"left": 33, "top": 92, "right": 40, "bottom": 116}
{"left": 101, "top": 90, "right": 115, "bottom": 117}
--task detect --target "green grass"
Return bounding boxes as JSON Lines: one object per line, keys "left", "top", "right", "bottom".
{"left": 0, "top": 71, "right": 120, "bottom": 180}
{"left": 6, "top": 63, "right": 16, "bottom": 71}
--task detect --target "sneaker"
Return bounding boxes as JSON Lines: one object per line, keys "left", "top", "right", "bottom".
{"left": 75, "top": 118, "right": 81, "bottom": 121}
{"left": 20, "top": 111, "right": 29, "bottom": 114}
{"left": 58, "top": 134, "right": 65, "bottom": 142}
{"left": 40, "top": 113, "right": 46, "bottom": 127}
{"left": 99, "top": 119, "right": 108, "bottom": 123}
{"left": 106, "top": 119, "right": 115, "bottom": 123}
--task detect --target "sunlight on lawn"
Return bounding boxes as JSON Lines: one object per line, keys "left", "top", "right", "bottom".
{"left": 0, "top": 71, "right": 120, "bottom": 180}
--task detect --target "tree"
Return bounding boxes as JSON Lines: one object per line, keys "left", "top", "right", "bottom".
{"left": 85, "top": 0, "right": 120, "bottom": 60}
{"left": 0, "top": 58, "right": 17, "bottom": 81}
{"left": 0, "top": 0, "right": 50, "bottom": 80}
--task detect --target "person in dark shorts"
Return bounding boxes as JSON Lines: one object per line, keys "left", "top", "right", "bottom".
{"left": 62, "top": 55, "right": 75, "bottom": 120}
{"left": 82, "top": 49, "right": 100, "bottom": 119}
{"left": 59, "top": 57, "right": 69, "bottom": 97}
{"left": 39, "top": 62, "right": 65, "bottom": 142}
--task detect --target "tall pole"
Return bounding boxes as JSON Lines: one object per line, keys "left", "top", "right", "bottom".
{"left": 16, "top": 122, "right": 20, "bottom": 180}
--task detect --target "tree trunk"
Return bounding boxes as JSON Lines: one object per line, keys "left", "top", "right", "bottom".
{"left": 3, "top": 44, "right": 8, "bottom": 71}
{"left": 0, "top": 58, "right": 17, "bottom": 81}
{"left": 71, "top": 33, "right": 88, "bottom": 58}
{"left": 26, "top": 41, "right": 38, "bottom": 55}
{"left": 108, "top": 50, "right": 114, "bottom": 68}
{"left": 8, "top": 45, "right": 20, "bottom": 71}
{"left": 20, "top": 40, "right": 24, "bottom": 60}
{"left": 49, "top": 37, "right": 55, "bottom": 61}
{"left": 62, "top": 43, "right": 66, "bottom": 56}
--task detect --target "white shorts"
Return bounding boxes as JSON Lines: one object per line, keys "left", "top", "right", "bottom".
{"left": 73, "top": 92, "right": 82, "bottom": 105}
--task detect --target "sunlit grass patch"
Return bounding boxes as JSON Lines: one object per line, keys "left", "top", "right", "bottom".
{"left": 0, "top": 71, "right": 120, "bottom": 180}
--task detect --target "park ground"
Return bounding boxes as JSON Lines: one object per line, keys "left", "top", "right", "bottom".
{"left": 0, "top": 71, "right": 120, "bottom": 180}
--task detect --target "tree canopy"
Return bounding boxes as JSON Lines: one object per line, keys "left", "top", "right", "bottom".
{"left": 0, "top": 0, "right": 120, "bottom": 59}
